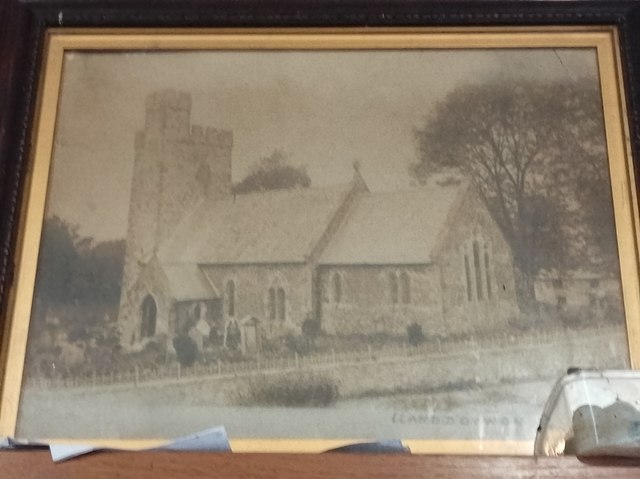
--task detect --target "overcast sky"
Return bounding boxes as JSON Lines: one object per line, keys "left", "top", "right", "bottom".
{"left": 46, "top": 48, "right": 599, "bottom": 241}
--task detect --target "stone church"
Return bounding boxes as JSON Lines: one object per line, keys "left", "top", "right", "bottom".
{"left": 117, "top": 90, "right": 519, "bottom": 352}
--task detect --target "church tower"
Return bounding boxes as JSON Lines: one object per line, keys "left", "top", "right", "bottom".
{"left": 117, "top": 90, "right": 233, "bottom": 345}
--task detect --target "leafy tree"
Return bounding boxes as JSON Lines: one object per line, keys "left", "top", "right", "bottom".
{"left": 301, "top": 315, "right": 321, "bottom": 342}
{"left": 234, "top": 149, "right": 311, "bottom": 194}
{"left": 34, "top": 216, "right": 82, "bottom": 311}
{"left": 75, "top": 239, "right": 126, "bottom": 305}
{"left": 30, "top": 216, "right": 126, "bottom": 366}
{"left": 173, "top": 335, "right": 198, "bottom": 367}
{"left": 413, "top": 78, "right": 616, "bottom": 313}
{"left": 546, "top": 81, "right": 618, "bottom": 270}
{"left": 35, "top": 216, "right": 126, "bottom": 309}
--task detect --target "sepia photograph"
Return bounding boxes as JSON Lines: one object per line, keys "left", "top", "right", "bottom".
{"left": 3, "top": 30, "right": 638, "bottom": 451}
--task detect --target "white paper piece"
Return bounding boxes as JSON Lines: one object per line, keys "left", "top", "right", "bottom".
{"left": 47, "top": 425, "right": 229, "bottom": 462}
{"left": 155, "top": 426, "right": 229, "bottom": 451}
{"left": 49, "top": 444, "right": 97, "bottom": 462}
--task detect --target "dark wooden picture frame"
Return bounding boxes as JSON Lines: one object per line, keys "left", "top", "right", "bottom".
{"left": 4, "top": 1, "right": 640, "bottom": 475}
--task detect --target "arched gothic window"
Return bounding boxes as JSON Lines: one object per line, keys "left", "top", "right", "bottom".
{"left": 484, "top": 250, "right": 492, "bottom": 300}
{"left": 277, "top": 287, "right": 286, "bottom": 321}
{"left": 332, "top": 273, "right": 342, "bottom": 303}
{"left": 400, "top": 271, "right": 411, "bottom": 304}
{"left": 388, "top": 272, "right": 399, "bottom": 304}
{"left": 140, "top": 295, "right": 157, "bottom": 338}
{"left": 268, "top": 287, "right": 276, "bottom": 320}
{"left": 225, "top": 280, "right": 235, "bottom": 317}
{"left": 464, "top": 254, "right": 472, "bottom": 302}
{"left": 473, "top": 240, "right": 483, "bottom": 300}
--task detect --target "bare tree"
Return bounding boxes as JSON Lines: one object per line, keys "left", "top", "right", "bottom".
{"left": 413, "top": 78, "right": 615, "bottom": 314}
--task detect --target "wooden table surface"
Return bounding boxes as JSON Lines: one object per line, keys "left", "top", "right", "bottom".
{"left": 2, "top": 451, "right": 640, "bottom": 478}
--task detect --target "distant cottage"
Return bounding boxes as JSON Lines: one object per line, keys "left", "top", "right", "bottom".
{"left": 117, "top": 91, "right": 519, "bottom": 352}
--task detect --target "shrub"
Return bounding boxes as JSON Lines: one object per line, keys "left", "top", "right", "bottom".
{"left": 242, "top": 373, "right": 339, "bottom": 407}
{"left": 173, "top": 335, "right": 198, "bottom": 368}
{"left": 285, "top": 333, "right": 311, "bottom": 356}
{"left": 225, "top": 322, "right": 241, "bottom": 350}
{"left": 301, "top": 316, "right": 321, "bottom": 340}
{"left": 407, "top": 323, "right": 425, "bottom": 346}
{"left": 260, "top": 336, "right": 287, "bottom": 356}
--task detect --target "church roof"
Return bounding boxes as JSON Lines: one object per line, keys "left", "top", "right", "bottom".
{"left": 318, "top": 184, "right": 466, "bottom": 265}
{"left": 158, "top": 185, "right": 352, "bottom": 264}
{"left": 162, "top": 263, "right": 218, "bottom": 301}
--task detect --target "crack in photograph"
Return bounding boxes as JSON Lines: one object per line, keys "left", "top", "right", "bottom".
{"left": 14, "top": 41, "right": 632, "bottom": 446}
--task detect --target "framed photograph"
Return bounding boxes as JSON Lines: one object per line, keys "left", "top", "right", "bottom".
{"left": 2, "top": 2, "right": 640, "bottom": 456}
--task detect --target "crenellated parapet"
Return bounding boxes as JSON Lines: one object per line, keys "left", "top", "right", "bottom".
{"left": 190, "top": 125, "right": 234, "bottom": 149}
